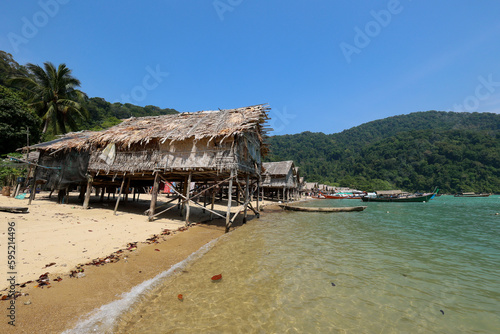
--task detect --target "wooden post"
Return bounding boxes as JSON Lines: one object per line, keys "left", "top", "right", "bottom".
{"left": 148, "top": 172, "right": 160, "bottom": 221}
{"left": 256, "top": 181, "right": 260, "bottom": 212}
{"left": 181, "top": 181, "right": 187, "bottom": 217}
{"left": 225, "top": 170, "right": 234, "bottom": 233}
{"left": 184, "top": 172, "right": 192, "bottom": 226}
{"left": 177, "top": 182, "right": 182, "bottom": 211}
{"left": 28, "top": 167, "right": 37, "bottom": 205}
{"left": 203, "top": 181, "right": 207, "bottom": 213}
{"left": 237, "top": 182, "right": 241, "bottom": 204}
{"left": 83, "top": 174, "right": 94, "bottom": 209}
{"left": 124, "top": 177, "right": 131, "bottom": 202}
{"left": 100, "top": 187, "right": 105, "bottom": 203}
{"left": 114, "top": 177, "right": 126, "bottom": 215}
{"left": 210, "top": 187, "right": 216, "bottom": 221}
{"left": 243, "top": 173, "right": 249, "bottom": 224}
{"left": 14, "top": 183, "right": 21, "bottom": 198}
{"left": 64, "top": 187, "right": 69, "bottom": 204}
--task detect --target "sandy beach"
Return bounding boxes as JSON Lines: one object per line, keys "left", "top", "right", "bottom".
{"left": 0, "top": 191, "right": 278, "bottom": 333}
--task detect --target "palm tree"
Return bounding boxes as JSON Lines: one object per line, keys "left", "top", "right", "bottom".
{"left": 10, "top": 62, "right": 88, "bottom": 135}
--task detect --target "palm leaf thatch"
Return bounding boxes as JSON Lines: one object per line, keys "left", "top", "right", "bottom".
{"left": 85, "top": 104, "right": 270, "bottom": 150}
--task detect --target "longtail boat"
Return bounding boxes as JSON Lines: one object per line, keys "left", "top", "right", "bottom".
{"left": 454, "top": 192, "right": 490, "bottom": 197}
{"left": 362, "top": 188, "right": 438, "bottom": 203}
{"left": 279, "top": 205, "right": 367, "bottom": 212}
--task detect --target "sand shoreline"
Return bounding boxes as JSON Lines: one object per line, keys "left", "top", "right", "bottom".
{"left": 0, "top": 191, "right": 280, "bottom": 333}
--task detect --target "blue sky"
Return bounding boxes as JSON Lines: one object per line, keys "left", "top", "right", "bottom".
{"left": 1, "top": 0, "right": 500, "bottom": 135}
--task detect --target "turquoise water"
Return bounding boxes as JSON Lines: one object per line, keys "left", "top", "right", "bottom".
{"left": 77, "top": 196, "right": 500, "bottom": 333}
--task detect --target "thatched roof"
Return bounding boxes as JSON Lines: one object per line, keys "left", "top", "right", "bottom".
{"left": 262, "top": 161, "right": 294, "bottom": 176}
{"left": 26, "top": 131, "right": 97, "bottom": 152}
{"left": 304, "top": 182, "right": 317, "bottom": 189}
{"left": 25, "top": 105, "right": 270, "bottom": 153}
{"left": 87, "top": 104, "right": 270, "bottom": 149}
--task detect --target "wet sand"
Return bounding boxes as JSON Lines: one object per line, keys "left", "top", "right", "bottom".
{"left": 0, "top": 191, "right": 277, "bottom": 333}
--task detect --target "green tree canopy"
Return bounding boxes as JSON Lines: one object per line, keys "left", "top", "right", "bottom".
{"left": 0, "top": 85, "right": 41, "bottom": 155}
{"left": 10, "top": 62, "right": 88, "bottom": 137}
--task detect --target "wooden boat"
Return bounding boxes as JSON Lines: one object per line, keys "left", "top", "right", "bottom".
{"left": 362, "top": 193, "right": 434, "bottom": 202}
{"left": 318, "top": 192, "right": 364, "bottom": 199}
{"left": 454, "top": 192, "right": 490, "bottom": 197}
{"left": 325, "top": 195, "right": 364, "bottom": 199}
{"left": 362, "top": 189, "right": 438, "bottom": 203}
{"left": 279, "top": 204, "right": 367, "bottom": 212}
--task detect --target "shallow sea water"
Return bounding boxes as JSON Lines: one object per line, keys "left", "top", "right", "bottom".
{"left": 75, "top": 196, "right": 500, "bottom": 333}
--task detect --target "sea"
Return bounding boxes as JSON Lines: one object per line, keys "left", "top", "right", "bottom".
{"left": 67, "top": 195, "right": 500, "bottom": 333}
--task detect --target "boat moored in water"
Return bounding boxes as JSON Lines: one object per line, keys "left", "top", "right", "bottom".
{"left": 454, "top": 192, "right": 491, "bottom": 197}
{"left": 362, "top": 188, "right": 439, "bottom": 203}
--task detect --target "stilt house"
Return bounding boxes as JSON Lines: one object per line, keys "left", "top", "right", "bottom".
{"left": 26, "top": 104, "right": 270, "bottom": 232}
{"left": 261, "top": 160, "right": 298, "bottom": 201}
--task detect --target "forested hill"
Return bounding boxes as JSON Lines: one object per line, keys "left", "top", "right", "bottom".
{"left": 266, "top": 111, "right": 500, "bottom": 194}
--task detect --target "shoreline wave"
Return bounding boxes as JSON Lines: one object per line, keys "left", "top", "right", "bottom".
{"left": 63, "top": 236, "right": 223, "bottom": 333}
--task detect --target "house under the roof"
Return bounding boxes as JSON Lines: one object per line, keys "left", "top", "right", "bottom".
{"left": 261, "top": 160, "right": 299, "bottom": 201}
{"left": 25, "top": 104, "right": 270, "bottom": 232}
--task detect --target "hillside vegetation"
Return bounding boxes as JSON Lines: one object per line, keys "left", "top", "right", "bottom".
{"left": 266, "top": 111, "right": 500, "bottom": 193}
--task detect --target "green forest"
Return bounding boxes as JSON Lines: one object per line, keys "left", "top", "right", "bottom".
{"left": 266, "top": 111, "right": 500, "bottom": 193}
{"left": 1, "top": 50, "right": 499, "bottom": 193}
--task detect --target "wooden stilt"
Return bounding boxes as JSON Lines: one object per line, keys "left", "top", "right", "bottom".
{"left": 180, "top": 181, "right": 186, "bottom": 216}
{"left": 243, "top": 174, "right": 249, "bottom": 224}
{"left": 185, "top": 172, "right": 192, "bottom": 226}
{"left": 203, "top": 181, "right": 207, "bottom": 213}
{"left": 100, "top": 187, "right": 105, "bottom": 203}
{"left": 123, "top": 177, "right": 130, "bottom": 202}
{"left": 225, "top": 170, "right": 234, "bottom": 233}
{"left": 13, "top": 183, "right": 21, "bottom": 198}
{"left": 148, "top": 172, "right": 160, "bottom": 221}
{"left": 114, "top": 177, "right": 126, "bottom": 215}
{"left": 177, "top": 183, "right": 182, "bottom": 210}
{"left": 210, "top": 187, "right": 216, "bottom": 221}
{"left": 237, "top": 182, "right": 241, "bottom": 204}
{"left": 82, "top": 175, "right": 94, "bottom": 209}
{"left": 28, "top": 167, "right": 38, "bottom": 205}
{"left": 256, "top": 181, "right": 260, "bottom": 212}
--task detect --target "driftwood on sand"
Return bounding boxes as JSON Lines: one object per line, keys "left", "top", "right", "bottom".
{"left": 0, "top": 206, "right": 29, "bottom": 213}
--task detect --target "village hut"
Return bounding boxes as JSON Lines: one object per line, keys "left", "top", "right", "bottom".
{"left": 29, "top": 104, "right": 269, "bottom": 232}
{"left": 304, "top": 182, "right": 318, "bottom": 195}
{"left": 261, "top": 160, "right": 298, "bottom": 201}
{"left": 19, "top": 131, "right": 96, "bottom": 204}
